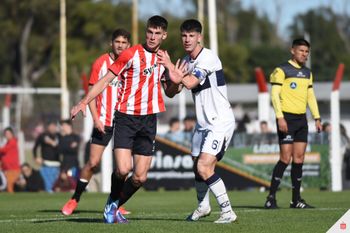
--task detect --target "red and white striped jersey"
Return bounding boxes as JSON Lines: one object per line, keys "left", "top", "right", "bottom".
{"left": 89, "top": 53, "right": 117, "bottom": 127}
{"left": 109, "top": 44, "right": 166, "bottom": 115}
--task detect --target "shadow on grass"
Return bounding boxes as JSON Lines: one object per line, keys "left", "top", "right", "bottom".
{"left": 37, "top": 209, "right": 101, "bottom": 214}
{"left": 232, "top": 205, "right": 266, "bottom": 209}
{"left": 32, "top": 216, "right": 213, "bottom": 224}
{"left": 33, "top": 218, "right": 103, "bottom": 224}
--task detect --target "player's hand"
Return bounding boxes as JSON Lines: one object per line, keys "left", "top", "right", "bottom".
{"left": 71, "top": 101, "right": 87, "bottom": 120}
{"left": 277, "top": 117, "right": 288, "bottom": 133}
{"left": 157, "top": 50, "right": 172, "bottom": 68}
{"left": 168, "top": 59, "right": 188, "bottom": 84}
{"left": 94, "top": 120, "right": 106, "bottom": 134}
{"left": 315, "top": 119, "right": 322, "bottom": 133}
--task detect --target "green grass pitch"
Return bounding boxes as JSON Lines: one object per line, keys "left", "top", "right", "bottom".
{"left": 0, "top": 189, "right": 349, "bottom": 233}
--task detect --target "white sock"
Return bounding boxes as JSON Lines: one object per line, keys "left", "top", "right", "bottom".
{"left": 206, "top": 174, "right": 233, "bottom": 214}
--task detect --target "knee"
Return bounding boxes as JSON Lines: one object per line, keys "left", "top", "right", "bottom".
{"left": 132, "top": 174, "right": 147, "bottom": 186}
{"left": 196, "top": 163, "right": 210, "bottom": 180}
{"left": 86, "top": 159, "right": 100, "bottom": 170}
{"left": 116, "top": 166, "right": 131, "bottom": 178}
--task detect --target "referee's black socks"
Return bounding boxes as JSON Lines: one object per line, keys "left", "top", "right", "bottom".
{"left": 268, "top": 160, "right": 288, "bottom": 198}
{"left": 291, "top": 162, "right": 303, "bottom": 201}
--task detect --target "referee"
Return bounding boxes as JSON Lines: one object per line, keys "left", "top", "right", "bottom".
{"left": 264, "top": 38, "right": 322, "bottom": 209}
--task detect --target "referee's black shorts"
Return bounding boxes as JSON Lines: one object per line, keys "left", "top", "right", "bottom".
{"left": 113, "top": 111, "right": 157, "bottom": 156}
{"left": 277, "top": 112, "right": 308, "bottom": 144}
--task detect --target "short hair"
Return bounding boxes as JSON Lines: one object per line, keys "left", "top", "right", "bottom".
{"left": 292, "top": 38, "right": 310, "bottom": 48}
{"left": 169, "top": 117, "right": 180, "bottom": 126}
{"left": 4, "top": 127, "right": 14, "bottom": 134}
{"left": 184, "top": 115, "right": 196, "bottom": 122}
{"left": 260, "top": 120, "right": 268, "bottom": 125}
{"left": 21, "top": 162, "right": 31, "bottom": 168}
{"left": 180, "top": 19, "right": 202, "bottom": 33}
{"left": 147, "top": 15, "right": 168, "bottom": 31}
{"left": 111, "top": 28, "right": 131, "bottom": 42}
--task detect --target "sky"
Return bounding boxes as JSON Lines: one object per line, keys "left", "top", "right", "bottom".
{"left": 137, "top": 0, "right": 350, "bottom": 38}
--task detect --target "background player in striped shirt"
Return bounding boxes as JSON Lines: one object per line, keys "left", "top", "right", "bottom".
{"left": 158, "top": 19, "right": 237, "bottom": 224}
{"left": 70, "top": 15, "right": 183, "bottom": 224}
{"left": 264, "top": 38, "right": 322, "bottom": 209}
{"left": 61, "top": 29, "right": 131, "bottom": 216}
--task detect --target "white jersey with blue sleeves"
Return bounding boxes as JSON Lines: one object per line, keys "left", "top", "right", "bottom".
{"left": 184, "top": 48, "right": 234, "bottom": 130}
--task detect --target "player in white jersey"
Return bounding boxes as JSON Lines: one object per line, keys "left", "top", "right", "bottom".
{"left": 158, "top": 19, "right": 237, "bottom": 224}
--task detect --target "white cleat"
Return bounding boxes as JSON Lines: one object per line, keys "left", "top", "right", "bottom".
{"left": 186, "top": 207, "right": 211, "bottom": 221}
{"left": 214, "top": 211, "right": 237, "bottom": 224}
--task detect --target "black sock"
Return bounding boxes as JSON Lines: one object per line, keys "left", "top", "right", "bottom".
{"left": 291, "top": 162, "right": 303, "bottom": 201}
{"left": 110, "top": 171, "right": 126, "bottom": 202}
{"left": 269, "top": 160, "right": 288, "bottom": 197}
{"left": 118, "top": 177, "right": 141, "bottom": 207}
{"left": 72, "top": 179, "right": 89, "bottom": 202}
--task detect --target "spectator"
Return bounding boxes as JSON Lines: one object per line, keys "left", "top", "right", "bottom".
{"left": 0, "top": 127, "right": 20, "bottom": 193}
{"left": 58, "top": 119, "right": 80, "bottom": 179}
{"left": 33, "top": 121, "right": 60, "bottom": 193}
{"left": 252, "top": 121, "right": 274, "bottom": 145}
{"left": 183, "top": 115, "right": 196, "bottom": 147}
{"left": 164, "top": 117, "right": 185, "bottom": 144}
{"left": 15, "top": 163, "right": 45, "bottom": 192}
{"left": 53, "top": 170, "right": 76, "bottom": 192}
{"left": 320, "top": 121, "right": 331, "bottom": 144}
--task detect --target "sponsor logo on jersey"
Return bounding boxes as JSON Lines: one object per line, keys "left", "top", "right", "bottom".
{"left": 296, "top": 71, "right": 306, "bottom": 77}
{"left": 143, "top": 64, "right": 158, "bottom": 77}
{"left": 290, "top": 82, "right": 297, "bottom": 89}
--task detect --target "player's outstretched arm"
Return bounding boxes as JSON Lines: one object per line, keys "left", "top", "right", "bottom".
{"left": 71, "top": 71, "right": 116, "bottom": 120}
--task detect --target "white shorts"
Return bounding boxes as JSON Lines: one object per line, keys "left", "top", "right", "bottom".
{"left": 191, "top": 122, "right": 235, "bottom": 161}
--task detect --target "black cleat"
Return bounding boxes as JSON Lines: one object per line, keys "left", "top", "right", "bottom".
{"left": 264, "top": 196, "right": 278, "bottom": 209}
{"left": 290, "top": 199, "right": 314, "bottom": 209}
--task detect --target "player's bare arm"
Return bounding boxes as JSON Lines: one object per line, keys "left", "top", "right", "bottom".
{"left": 87, "top": 85, "right": 106, "bottom": 134}
{"left": 71, "top": 71, "right": 116, "bottom": 120}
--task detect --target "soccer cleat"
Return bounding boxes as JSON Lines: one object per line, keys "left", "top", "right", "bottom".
{"left": 103, "top": 197, "right": 119, "bottom": 224}
{"left": 214, "top": 210, "right": 237, "bottom": 224}
{"left": 115, "top": 209, "right": 129, "bottom": 224}
{"left": 186, "top": 206, "right": 211, "bottom": 221}
{"left": 61, "top": 199, "right": 78, "bottom": 216}
{"left": 290, "top": 199, "right": 314, "bottom": 209}
{"left": 264, "top": 195, "right": 278, "bottom": 209}
{"left": 118, "top": 206, "right": 131, "bottom": 215}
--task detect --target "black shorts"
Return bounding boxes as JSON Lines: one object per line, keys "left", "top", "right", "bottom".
{"left": 90, "top": 126, "right": 113, "bottom": 146}
{"left": 277, "top": 112, "right": 308, "bottom": 144}
{"left": 113, "top": 111, "right": 157, "bottom": 156}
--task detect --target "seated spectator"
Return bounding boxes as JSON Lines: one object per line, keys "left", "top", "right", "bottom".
{"left": 164, "top": 117, "right": 185, "bottom": 144}
{"left": 53, "top": 170, "right": 76, "bottom": 192}
{"left": 183, "top": 115, "right": 196, "bottom": 147}
{"left": 15, "top": 163, "right": 45, "bottom": 192}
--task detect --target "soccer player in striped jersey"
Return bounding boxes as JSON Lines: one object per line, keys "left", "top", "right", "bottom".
{"left": 61, "top": 29, "right": 131, "bottom": 216}
{"left": 70, "top": 15, "right": 182, "bottom": 224}
{"left": 158, "top": 19, "right": 237, "bottom": 224}
{"left": 264, "top": 38, "right": 322, "bottom": 209}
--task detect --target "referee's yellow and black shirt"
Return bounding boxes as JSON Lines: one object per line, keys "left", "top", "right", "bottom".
{"left": 270, "top": 59, "right": 320, "bottom": 119}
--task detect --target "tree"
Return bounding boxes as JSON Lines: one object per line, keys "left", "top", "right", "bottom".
{"left": 289, "top": 7, "right": 350, "bottom": 81}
